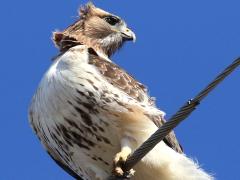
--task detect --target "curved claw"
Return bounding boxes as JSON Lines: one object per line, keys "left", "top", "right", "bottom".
{"left": 113, "top": 148, "right": 135, "bottom": 178}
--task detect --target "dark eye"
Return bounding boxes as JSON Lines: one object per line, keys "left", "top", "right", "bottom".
{"left": 104, "top": 16, "right": 120, "bottom": 26}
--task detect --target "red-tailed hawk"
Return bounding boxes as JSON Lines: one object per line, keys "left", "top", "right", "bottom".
{"left": 29, "top": 3, "right": 213, "bottom": 180}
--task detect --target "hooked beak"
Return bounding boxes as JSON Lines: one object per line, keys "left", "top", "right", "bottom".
{"left": 121, "top": 27, "right": 136, "bottom": 42}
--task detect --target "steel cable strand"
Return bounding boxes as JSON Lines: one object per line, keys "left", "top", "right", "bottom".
{"left": 109, "top": 57, "right": 240, "bottom": 179}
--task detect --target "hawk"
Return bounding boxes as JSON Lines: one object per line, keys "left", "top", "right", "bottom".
{"left": 29, "top": 3, "right": 213, "bottom": 180}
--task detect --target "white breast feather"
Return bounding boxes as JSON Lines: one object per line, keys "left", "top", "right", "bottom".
{"left": 29, "top": 45, "right": 213, "bottom": 180}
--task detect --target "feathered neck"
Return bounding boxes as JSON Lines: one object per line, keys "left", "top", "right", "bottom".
{"left": 54, "top": 20, "right": 123, "bottom": 58}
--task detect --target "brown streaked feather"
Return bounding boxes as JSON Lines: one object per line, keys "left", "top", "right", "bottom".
{"left": 47, "top": 151, "right": 83, "bottom": 180}
{"left": 53, "top": 33, "right": 83, "bottom": 53}
{"left": 88, "top": 54, "right": 147, "bottom": 103}
{"left": 79, "top": 2, "right": 111, "bottom": 20}
{"left": 53, "top": 3, "right": 125, "bottom": 56}
{"left": 88, "top": 52, "right": 183, "bottom": 153}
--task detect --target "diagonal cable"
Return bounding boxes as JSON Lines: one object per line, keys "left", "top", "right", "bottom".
{"left": 109, "top": 57, "right": 240, "bottom": 179}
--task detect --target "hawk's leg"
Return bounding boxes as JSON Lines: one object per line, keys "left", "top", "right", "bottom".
{"left": 113, "top": 137, "right": 135, "bottom": 178}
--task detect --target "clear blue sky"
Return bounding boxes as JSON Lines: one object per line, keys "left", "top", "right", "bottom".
{"left": 1, "top": 0, "right": 240, "bottom": 179}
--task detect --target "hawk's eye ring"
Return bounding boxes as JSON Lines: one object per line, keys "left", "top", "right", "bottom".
{"left": 104, "top": 16, "right": 120, "bottom": 26}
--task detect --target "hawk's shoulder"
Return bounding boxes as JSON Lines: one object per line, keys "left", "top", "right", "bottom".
{"left": 87, "top": 48, "right": 183, "bottom": 154}
{"left": 88, "top": 51, "right": 148, "bottom": 103}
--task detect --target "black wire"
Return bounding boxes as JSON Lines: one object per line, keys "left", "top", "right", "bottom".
{"left": 109, "top": 57, "right": 240, "bottom": 179}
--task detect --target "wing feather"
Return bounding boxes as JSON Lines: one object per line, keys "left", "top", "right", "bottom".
{"left": 88, "top": 54, "right": 147, "bottom": 103}
{"left": 88, "top": 51, "right": 183, "bottom": 153}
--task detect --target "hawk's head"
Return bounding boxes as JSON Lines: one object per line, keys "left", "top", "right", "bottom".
{"left": 53, "top": 3, "right": 136, "bottom": 57}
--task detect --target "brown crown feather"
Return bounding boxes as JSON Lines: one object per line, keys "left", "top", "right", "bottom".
{"left": 52, "top": 3, "right": 128, "bottom": 57}
{"left": 79, "top": 2, "right": 96, "bottom": 20}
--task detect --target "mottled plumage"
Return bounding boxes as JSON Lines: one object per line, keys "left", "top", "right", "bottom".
{"left": 29, "top": 3, "right": 213, "bottom": 180}
{"left": 88, "top": 53, "right": 183, "bottom": 154}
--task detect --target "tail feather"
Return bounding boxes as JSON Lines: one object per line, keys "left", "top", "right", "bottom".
{"left": 133, "top": 142, "right": 214, "bottom": 180}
